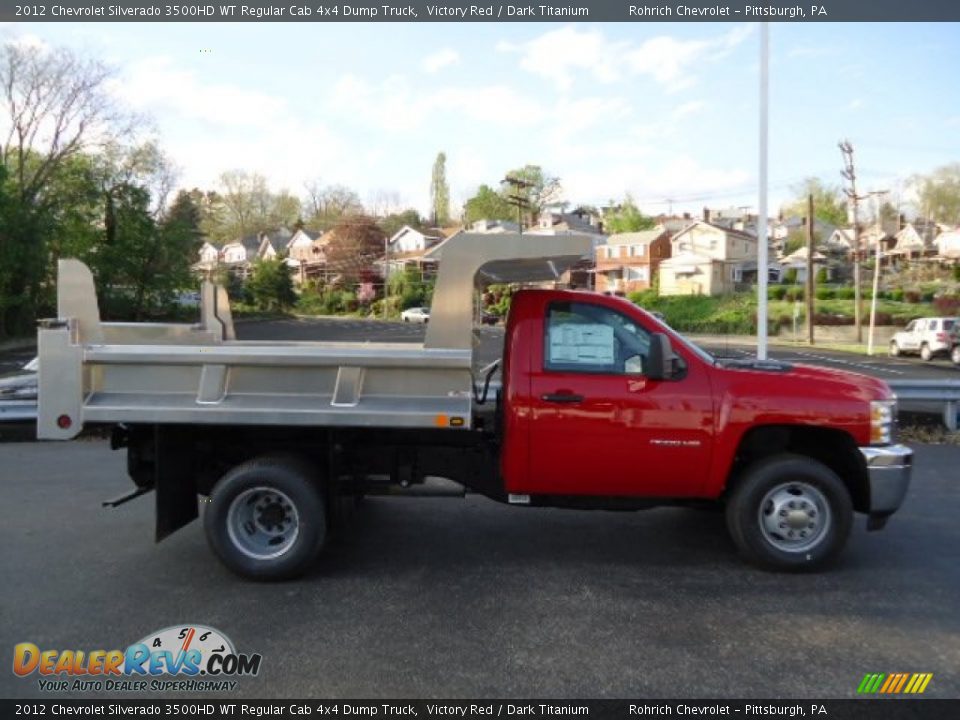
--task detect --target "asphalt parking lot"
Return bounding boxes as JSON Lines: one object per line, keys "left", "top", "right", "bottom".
{"left": 1, "top": 439, "right": 958, "bottom": 699}
{"left": 2, "top": 317, "right": 959, "bottom": 699}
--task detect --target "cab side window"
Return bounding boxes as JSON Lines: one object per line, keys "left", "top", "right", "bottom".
{"left": 544, "top": 302, "right": 651, "bottom": 375}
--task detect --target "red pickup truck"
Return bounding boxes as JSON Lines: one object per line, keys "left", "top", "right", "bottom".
{"left": 39, "top": 235, "right": 912, "bottom": 579}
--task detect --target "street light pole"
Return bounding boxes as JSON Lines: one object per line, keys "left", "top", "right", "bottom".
{"left": 866, "top": 189, "right": 888, "bottom": 355}
{"left": 756, "top": 22, "right": 770, "bottom": 361}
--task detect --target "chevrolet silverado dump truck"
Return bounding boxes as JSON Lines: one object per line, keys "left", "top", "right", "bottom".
{"left": 37, "top": 232, "right": 912, "bottom": 579}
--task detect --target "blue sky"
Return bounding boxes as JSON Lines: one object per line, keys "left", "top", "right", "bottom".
{"left": 5, "top": 21, "right": 960, "bottom": 219}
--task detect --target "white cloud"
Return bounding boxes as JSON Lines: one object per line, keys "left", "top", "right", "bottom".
{"left": 846, "top": 98, "right": 864, "bottom": 111}
{"left": 500, "top": 24, "right": 753, "bottom": 91}
{"left": 6, "top": 33, "right": 50, "bottom": 51}
{"left": 421, "top": 48, "right": 460, "bottom": 73}
{"left": 497, "top": 26, "right": 626, "bottom": 91}
{"left": 330, "top": 73, "right": 545, "bottom": 133}
{"left": 672, "top": 100, "right": 706, "bottom": 119}
{"left": 113, "top": 56, "right": 287, "bottom": 128}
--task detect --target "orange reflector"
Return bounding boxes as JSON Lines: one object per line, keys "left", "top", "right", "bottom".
{"left": 56, "top": 414, "right": 72, "bottom": 429}
{"left": 434, "top": 414, "right": 448, "bottom": 427}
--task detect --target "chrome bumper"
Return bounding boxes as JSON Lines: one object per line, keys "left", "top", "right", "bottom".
{"left": 860, "top": 444, "right": 913, "bottom": 514}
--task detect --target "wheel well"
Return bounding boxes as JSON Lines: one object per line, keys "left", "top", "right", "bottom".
{"left": 728, "top": 425, "right": 869, "bottom": 513}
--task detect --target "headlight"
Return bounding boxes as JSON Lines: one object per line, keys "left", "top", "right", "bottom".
{"left": 870, "top": 399, "right": 897, "bottom": 445}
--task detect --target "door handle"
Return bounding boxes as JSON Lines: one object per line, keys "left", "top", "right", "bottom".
{"left": 541, "top": 392, "right": 584, "bottom": 404}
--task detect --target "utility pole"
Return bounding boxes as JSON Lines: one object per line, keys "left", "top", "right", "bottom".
{"left": 866, "top": 189, "right": 888, "bottom": 355}
{"left": 839, "top": 140, "right": 865, "bottom": 344}
{"left": 806, "top": 193, "right": 815, "bottom": 345}
{"left": 503, "top": 175, "right": 535, "bottom": 237}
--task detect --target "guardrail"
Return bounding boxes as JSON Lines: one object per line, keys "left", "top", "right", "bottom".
{"left": 888, "top": 379, "right": 960, "bottom": 432}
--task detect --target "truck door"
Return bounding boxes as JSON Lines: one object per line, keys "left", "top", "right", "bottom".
{"left": 515, "top": 300, "right": 714, "bottom": 498}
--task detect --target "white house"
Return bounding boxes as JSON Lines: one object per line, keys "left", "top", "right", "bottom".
{"left": 659, "top": 221, "right": 757, "bottom": 295}
{"left": 936, "top": 229, "right": 960, "bottom": 260}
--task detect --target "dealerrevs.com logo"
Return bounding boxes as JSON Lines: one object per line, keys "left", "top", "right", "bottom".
{"left": 13, "top": 624, "right": 262, "bottom": 692}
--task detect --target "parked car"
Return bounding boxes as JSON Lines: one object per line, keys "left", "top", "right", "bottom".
{"left": 950, "top": 323, "right": 960, "bottom": 367}
{"left": 480, "top": 311, "right": 499, "bottom": 326}
{"left": 401, "top": 307, "right": 430, "bottom": 323}
{"left": 889, "top": 317, "right": 957, "bottom": 361}
{"left": 0, "top": 356, "right": 38, "bottom": 422}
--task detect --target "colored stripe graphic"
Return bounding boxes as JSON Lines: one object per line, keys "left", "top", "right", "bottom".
{"left": 857, "top": 673, "right": 932, "bottom": 694}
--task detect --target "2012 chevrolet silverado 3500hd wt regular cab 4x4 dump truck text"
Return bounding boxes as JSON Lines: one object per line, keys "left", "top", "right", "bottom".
{"left": 37, "top": 232, "right": 912, "bottom": 579}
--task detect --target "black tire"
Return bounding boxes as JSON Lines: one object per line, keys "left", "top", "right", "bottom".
{"left": 725, "top": 454, "right": 853, "bottom": 571}
{"left": 952, "top": 345, "right": 960, "bottom": 367}
{"left": 920, "top": 343, "right": 932, "bottom": 361}
{"left": 888, "top": 341, "right": 900, "bottom": 357}
{"left": 204, "top": 455, "right": 327, "bottom": 580}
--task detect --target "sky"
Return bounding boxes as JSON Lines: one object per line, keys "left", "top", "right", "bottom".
{"left": 4, "top": 20, "right": 960, "bottom": 220}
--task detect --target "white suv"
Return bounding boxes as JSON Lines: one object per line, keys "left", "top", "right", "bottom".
{"left": 889, "top": 317, "right": 957, "bottom": 361}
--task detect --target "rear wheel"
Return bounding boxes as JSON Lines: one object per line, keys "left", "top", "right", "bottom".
{"left": 920, "top": 343, "right": 933, "bottom": 361}
{"left": 951, "top": 345, "right": 960, "bottom": 366}
{"left": 204, "top": 455, "right": 327, "bottom": 580}
{"left": 888, "top": 341, "right": 900, "bottom": 357}
{"left": 725, "top": 454, "right": 853, "bottom": 571}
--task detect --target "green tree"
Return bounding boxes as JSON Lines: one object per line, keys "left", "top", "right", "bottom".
{"left": 911, "top": 163, "right": 960, "bottom": 225}
{"left": 0, "top": 40, "right": 126, "bottom": 337}
{"left": 502, "top": 164, "right": 562, "bottom": 223}
{"left": 430, "top": 152, "right": 450, "bottom": 226}
{"left": 464, "top": 184, "right": 514, "bottom": 224}
{"left": 782, "top": 177, "right": 848, "bottom": 228}
{"left": 604, "top": 195, "right": 656, "bottom": 233}
{"left": 379, "top": 208, "right": 423, "bottom": 238}
{"left": 247, "top": 257, "right": 296, "bottom": 311}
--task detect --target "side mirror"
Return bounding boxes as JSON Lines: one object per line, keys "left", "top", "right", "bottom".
{"left": 646, "top": 333, "right": 674, "bottom": 381}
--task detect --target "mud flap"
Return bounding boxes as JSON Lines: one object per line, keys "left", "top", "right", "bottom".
{"left": 154, "top": 426, "right": 198, "bottom": 542}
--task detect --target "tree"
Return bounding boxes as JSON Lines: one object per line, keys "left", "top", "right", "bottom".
{"left": 430, "top": 152, "right": 450, "bottom": 226}
{"left": 302, "top": 181, "right": 364, "bottom": 229}
{"left": 604, "top": 195, "right": 656, "bottom": 233}
{"left": 464, "top": 184, "right": 514, "bottom": 224}
{"left": 0, "top": 40, "right": 130, "bottom": 336}
{"left": 781, "top": 177, "right": 848, "bottom": 228}
{"left": 379, "top": 208, "right": 423, "bottom": 238}
{"left": 911, "top": 163, "right": 960, "bottom": 225}
{"left": 323, "top": 216, "right": 387, "bottom": 283}
{"left": 247, "top": 257, "right": 296, "bottom": 312}
{"left": 503, "top": 164, "right": 562, "bottom": 221}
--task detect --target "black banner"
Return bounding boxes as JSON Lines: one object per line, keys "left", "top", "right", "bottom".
{"left": 1, "top": 700, "right": 958, "bottom": 719}
{"left": 2, "top": 0, "right": 960, "bottom": 23}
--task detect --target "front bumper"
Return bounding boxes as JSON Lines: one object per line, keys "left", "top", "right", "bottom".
{"left": 860, "top": 444, "right": 913, "bottom": 514}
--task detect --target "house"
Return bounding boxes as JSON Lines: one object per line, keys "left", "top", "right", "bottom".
{"left": 594, "top": 227, "right": 671, "bottom": 294}
{"left": 384, "top": 225, "right": 446, "bottom": 277}
{"left": 779, "top": 246, "right": 830, "bottom": 283}
{"left": 658, "top": 219, "right": 758, "bottom": 296}
{"left": 532, "top": 209, "right": 603, "bottom": 235}
{"left": 936, "top": 229, "right": 960, "bottom": 261}
{"left": 197, "top": 229, "right": 296, "bottom": 279}
{"left": 824, "top": 226, "right": 893, "bottom": 259}
{"left": 470, "top": 219, "right": 520, "bottom": 234}
{"left": 284, "top": 229, "right": 327, "bottom": 283}
{"left": 888, "top": 223, "right": 931, "bottom": 260}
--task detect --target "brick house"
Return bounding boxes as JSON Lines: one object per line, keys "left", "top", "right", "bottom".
{"left": 594, "top": 227, "right": 672, "bottom": 294}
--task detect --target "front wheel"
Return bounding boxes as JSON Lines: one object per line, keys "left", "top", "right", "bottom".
{"left": 920, "top": 343, "right": 933, "bottom": 361}
{"left": 725, "top": 455, "right": 853, "bottom": 571}
{"left": 952, "top": 345, "right": 960, "bottom": 367}
{"left": 204, "top": 455, "right": 327, "bottom": 580}
{"left": 888, "top": 341, "right": 900, "bottom": 357}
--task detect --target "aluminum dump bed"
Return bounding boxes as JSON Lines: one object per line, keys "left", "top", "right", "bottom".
{"left": 38, "top": 232, "right": 594, "bottom": 440}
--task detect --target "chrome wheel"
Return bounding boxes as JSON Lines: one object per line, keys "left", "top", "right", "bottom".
{"left": 888, "top": 341, "right": 900, "bottom": 357}
{"left": 757, "top": 482, "right": 831, "bottom": 553}
{"left": 920, "top": 343, "right": 932, "bottom": 361}
{"left": 952, "top": 345, "right": 960, "bottom": 366}
{"left": 226, "top": 486, "right": 300, "bottom": 560}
